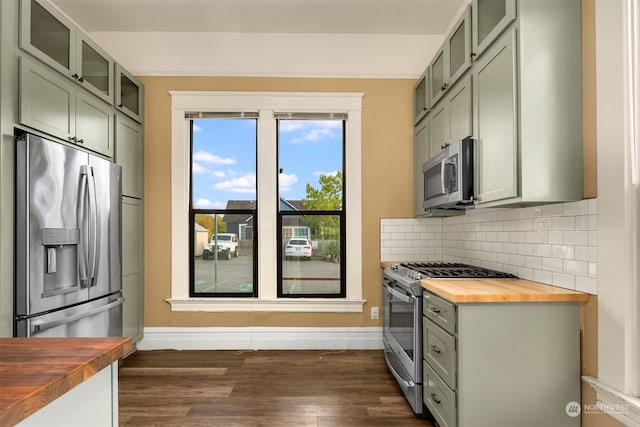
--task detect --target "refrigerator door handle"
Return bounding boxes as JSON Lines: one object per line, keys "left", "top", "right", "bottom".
{"left": 78, "top": 166, "right": 90, "bottom": 287}
{"left": 30, "top": 297, "right": 123, "bottom": 333}
{"left": 87, "top": 166, "right": 99, "bottom": 286}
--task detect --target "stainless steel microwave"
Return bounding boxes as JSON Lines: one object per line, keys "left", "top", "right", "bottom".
{"left": 422, "top": 138, "right": 474, "bottom": 210}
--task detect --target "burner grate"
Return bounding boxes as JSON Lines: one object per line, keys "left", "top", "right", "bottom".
{"left": 400, "top": 262, "right": 517, "bottom": 279}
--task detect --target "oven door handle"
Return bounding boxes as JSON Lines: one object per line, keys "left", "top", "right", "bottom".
{"left": 385, "top": 356, "right": 416, "bottom": 388}
{"left": 384, "top": 283, "right": 415, "bottom": 303}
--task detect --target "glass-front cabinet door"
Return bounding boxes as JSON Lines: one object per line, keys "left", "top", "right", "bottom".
{"left": 76, "top": 34, "right": 114, "bottom": 104}
{"left": 20, "top": 0, "right": 115, "bottom": 103}
{"left": 115, "top": 64, "right": 144, "bottom": 123}
{"left": 20, "top": 0, "right": 75, "bottom": 75}
{"left": 472, "top": 0, "right": 516, "bottom": 60}
{"left": 447, "top": 6, "right": 471, "bottom": 87}
{"left": 413, "top": 70, "right": 429, "bottom": 125}
{"left": 429, "top": 49, "right": 447, "bottom": 106}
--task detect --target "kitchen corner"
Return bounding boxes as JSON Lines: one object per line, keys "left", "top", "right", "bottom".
{"left": 0, "top": 337, "right": 132, "bottom": 427}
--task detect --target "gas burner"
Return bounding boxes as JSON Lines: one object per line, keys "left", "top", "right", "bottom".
{"left": 399, "top": 262, "right": 517, "bottom": 279}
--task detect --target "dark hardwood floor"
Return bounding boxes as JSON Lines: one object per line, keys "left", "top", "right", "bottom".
{"left": 118, "top": 349, "right": 435, "bottom": 426}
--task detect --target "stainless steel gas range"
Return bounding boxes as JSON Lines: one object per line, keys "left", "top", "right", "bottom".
{"left": 382, "top": 262, "right": 516, "bottom": 415}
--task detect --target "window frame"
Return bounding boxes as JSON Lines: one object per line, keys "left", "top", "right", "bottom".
{"left": 168, "top": 91, "right": 365, "bottom": 313}
{"left": 276, "top": 117, "right": 347, "bottom": 298}
{"left": 188, "top": 118, "right": 259, "bottom": 298}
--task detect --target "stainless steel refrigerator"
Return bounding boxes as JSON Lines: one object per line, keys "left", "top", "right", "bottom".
{"left": 15, "top": 132, "right": 123, "bottom": 337}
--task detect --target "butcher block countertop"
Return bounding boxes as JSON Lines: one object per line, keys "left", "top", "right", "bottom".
{"left": 0, "top": 337, "right": 132, "bottom": 426}
{"left": 380, "top": 262, "right": 589, "bottom": 303}
{"left": 421, "top": 278, "right": 590, "bottom": 303}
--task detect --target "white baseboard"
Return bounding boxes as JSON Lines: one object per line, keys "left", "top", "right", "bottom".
{"left": 136, "top": 326, "right": 384, "bottom": 351}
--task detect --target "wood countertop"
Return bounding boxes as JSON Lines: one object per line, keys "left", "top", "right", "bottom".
{"left": 0, "top": 337, "right": 132, "bottom": 427}
{"left": 380, "top": 262, "right": 589, "bottom": 303}
{"left": 421, "top": 278, "right": 590, "bottom": 303}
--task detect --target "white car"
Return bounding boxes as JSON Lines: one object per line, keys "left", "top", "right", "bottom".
{"left": 284, "top": 238, "right": 312, "bottom": 260}
{"left": 203, "top": 233, "right": 239, "bottom": 260}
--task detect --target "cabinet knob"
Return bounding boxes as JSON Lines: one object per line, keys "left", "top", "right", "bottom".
{"left": 77, "top": 138, "right": 84, "bottom": 144}
{"left": 78, "top": 76, "right": 84, "bottom": 82}
{"left": 68, "top": 136, "right": 77, "bottom": 143}
{"left": 441, "top": 83, "right": 448, "bottom": 91}
{"left": 72, "top": 73, "right": 79, "bottom": 80}
{"left": 471, "top": 52, "right": 477, "bottom": 58}
{"left": 117, "top": 104, "right": 123, "bottom": 108}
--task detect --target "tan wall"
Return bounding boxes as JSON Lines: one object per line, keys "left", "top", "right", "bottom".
{"left": 139, "top": 76, "right": 415, "bottom": 328}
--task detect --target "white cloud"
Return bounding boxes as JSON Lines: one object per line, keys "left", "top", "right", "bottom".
{"left": 212, "top": 170, "right": 226, "bottom": 178}
{"left": 193, "top": 123, "right": 202, "bottom": 132}
{"left": 192, "top": 162, "right": 209, "bottom": 174}
{"left": 313, "top": 170, "right": 339, "bottom": 177}
{"left": 280, "top": 120, "right": 342, "bottom": 144}
{"left": 193, "top": 150, "right": 236, "bottom": 165}
{"left": 214, "top": 173, "right": 256, "bottom": 194}
{"left": 278, "top": 173, "right": 298, "bottom": 192}
{"left": 194, "top": 198, "right": 211, "bottom": 207}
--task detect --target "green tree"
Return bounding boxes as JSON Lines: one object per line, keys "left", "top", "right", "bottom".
{"left": 195, "top": 213, "right": 226, "bottom": 240}
{"left": 302, "top": 172, "right": 342, "bottom": 240}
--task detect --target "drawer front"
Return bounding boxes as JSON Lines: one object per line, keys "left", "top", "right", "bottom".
{"left": 423, "top": 317, "right": 457, "bottom": 389}
{"left": 424, "top": 361, "right": 457, "bottom": 427}
{"left": 423, "top": 292, "right": 456, "bottom": 334}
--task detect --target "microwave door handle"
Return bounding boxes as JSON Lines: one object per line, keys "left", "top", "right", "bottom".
{"left": 440, "top": 159, "right": 447, "bottom": 194}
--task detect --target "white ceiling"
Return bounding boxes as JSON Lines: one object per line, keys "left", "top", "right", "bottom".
{"left": 48, "top": 0, "right": 467, "bottom": 78}
{"left": 50, "top": 0, "right": 464, "bottom": 35}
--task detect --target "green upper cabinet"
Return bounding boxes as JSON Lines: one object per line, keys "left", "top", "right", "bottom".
{"left": 429, "top": 6, "right": 472, "bottom": 106}
{"left": 471, "top": 0, "right": 516, "bottom": 60}
{"left": 414, "top": 117, "right": 430, "bottom": 217}
{"left": 472, "top": 0, "right": 583, "bottom": 207}
{"left": 413, "top": 69, "right": 429, "bottom": 125}
{"left": 116, "top": 113, "right": 144, "bottom": 198}
{"left": 20, "top": 55, "right": 114, "bottom": 157}
{"left": 116, "top": 64, "right": 144, "bottom": 123}
{"left": 472, "top": 28, "right": 518, "bottom": 204}
{"left": 429, "top": 73, "right": 472, "bottom": 158}
{"left": 20, "top": 0, "right": 114, "bottom": 104}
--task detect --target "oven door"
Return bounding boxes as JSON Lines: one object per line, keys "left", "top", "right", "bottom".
{"left": 382, "top": 275, "right": 423, "bottom": 414}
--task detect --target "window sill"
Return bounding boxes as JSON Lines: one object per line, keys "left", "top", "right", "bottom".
{"left": 582, "top": 376, "right": 640, "bottom": 425}
{"left": 166, "top": 298, "right": 366, "bottom": 313}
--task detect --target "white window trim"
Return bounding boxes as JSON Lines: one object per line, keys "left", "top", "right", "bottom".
{"left": 583, "top": 0, "right": 640, "bottom": 421}
{"left": 168, "top": 91, "right": 365, "bottom": 312}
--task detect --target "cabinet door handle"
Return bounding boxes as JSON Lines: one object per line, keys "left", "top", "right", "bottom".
{"left": 430, "top": 393, "right": 441, "bottom": 405}
{"left": 117, "top": 104, "right": 123, "bottom": 108}
{"left": 441, "top": 83, "right": 448, "bottom": 91}
{"left": 72, "top": 73, "right": 79, "bottom": 80}
{"left": 431, "top": 345, "right": 442, "bottom": 354}
{"left": 430, "top": 307, "right": 441, "bottom": 314}
{"left": 78, "top": 76, "right": 84, "bottom": 82}
{"left": 68, "top": 136, "right": 77, "bottom": 143}
{"left": 77, "top": 138, "right": 84, "bottom": 144}
{"left": 471, "top": 52, "right": 477, "bottom": 59}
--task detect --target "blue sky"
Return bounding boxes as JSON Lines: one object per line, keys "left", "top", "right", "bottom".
{"left": 191, "top": 119, "right": 343, "bottom": 209}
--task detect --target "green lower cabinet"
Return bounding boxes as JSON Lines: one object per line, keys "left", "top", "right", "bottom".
{"left": 423, "top": 293, "right": 582, "bottom": 427}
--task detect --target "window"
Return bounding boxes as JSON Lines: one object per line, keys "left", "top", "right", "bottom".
{"left": 189, "top": 116, "right": 257, "bottom": 297}
{"left": 277, "top": 116, "right": 346, "bottom": 297}
{"left": 169, "top": 91, "right": 364, "bottom": 312}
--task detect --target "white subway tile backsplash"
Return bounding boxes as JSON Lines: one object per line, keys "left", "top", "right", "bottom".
{"left": 564, "top": 231, "right": 589, "bottom": 246}
{"left": 380, "top": 199, "right": 598, "bottom": 294}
